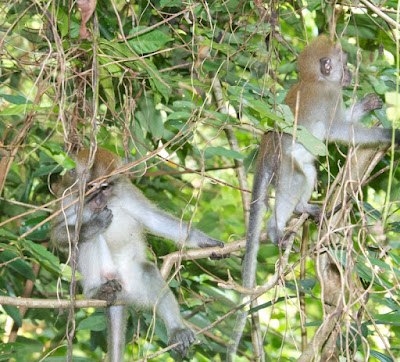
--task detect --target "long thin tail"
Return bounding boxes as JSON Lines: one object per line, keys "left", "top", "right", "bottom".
{"left": 107, "top": 305, "right": 127, "bottom": 362}
{"left": 227, "top": 149, "right": 272, "bottom": 361}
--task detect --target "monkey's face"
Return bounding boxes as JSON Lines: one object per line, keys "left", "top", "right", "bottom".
{"left": 87, "top": 181, "right": 113, "bottom": 212}
{"left": 55, "top": 148, "right": 121, "bottom": 198}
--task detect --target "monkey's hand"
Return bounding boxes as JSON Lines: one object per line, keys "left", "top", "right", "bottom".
{"left": 198, "top": 237, "right": 224, "bottom": 249}
{"left": 361, "top": 93, "right": 383, "bottom": 112}
{"left": 169, "top": 327, "right": 196, "bottom": 357}
{"left": 81, "top": 208, "right": 113, "bottom": 239}
{"left": 94, "top": 279, "right": 122, "bottom": 306}
{"left": 199, "top": 238, "right": 230, "bottom": 260}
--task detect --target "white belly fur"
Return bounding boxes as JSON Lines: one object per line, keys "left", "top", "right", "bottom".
{"left": 78, "top": 206, "right": 148, "bottom": 295}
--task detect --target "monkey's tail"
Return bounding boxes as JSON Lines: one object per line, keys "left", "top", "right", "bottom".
{"left": 107, "top": 305, "right": 127, "bottom": 362}
{"left": 227, "top": 157, "right": 272, "bottom": 361}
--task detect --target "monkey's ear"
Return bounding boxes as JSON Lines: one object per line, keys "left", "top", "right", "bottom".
{"left": 51, "top": 182, "right": 60, "bottom": 196}
{"left": 320, "top": 57, "right": 332, "bottom": 76}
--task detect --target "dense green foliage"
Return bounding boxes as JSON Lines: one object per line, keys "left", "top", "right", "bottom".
{"left": 1, "top": 0, "right": 400, "bottom": 360}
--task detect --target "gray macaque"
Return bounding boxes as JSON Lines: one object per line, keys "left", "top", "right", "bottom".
{"left": 228, "top": 35, "right": 400, "bottom": 359}
{"left": 51, "top": 148, "right": 225, "bottom": 361}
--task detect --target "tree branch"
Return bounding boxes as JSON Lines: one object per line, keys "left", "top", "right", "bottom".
{"left": 359, "top": 0, "right": 400, "bottom": 29}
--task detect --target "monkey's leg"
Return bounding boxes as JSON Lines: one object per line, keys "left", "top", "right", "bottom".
{"left": 124, "top": 261, "right": 195, "bottom": 356}
{"left": 78, "top": 239, "right": 125, "bottom": 362}
{"left": 78, "top": 241, "right": 107, "bottom": 297}
{"left": 78, "top": 236, "right": 119, "bottom": 299}
{"left": 294, "top": 163, "right": 320, "bottom": 220}
{"left": 268, "top": 158, "right": 308, "bottom": 247}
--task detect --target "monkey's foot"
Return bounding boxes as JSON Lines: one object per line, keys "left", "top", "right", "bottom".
{"left": 95, "top": 279, "right": 122, "bottom": 306}
{"left": 307, "top": 205, "right": 322, "bottom": 224}
{"left": 209, "top": 251, "right": 230, "bottom": 260}
{"left": 200, "top": 238, "right": 230, "bottom": 260}
{"left": 279, "top": 231, "right": 297, "bottom": 250}
{"left": 169, "top": 328, "right": 196, "bottom": 356}
{"left": 295, "top": 204, "right": 321, "bottom": 223}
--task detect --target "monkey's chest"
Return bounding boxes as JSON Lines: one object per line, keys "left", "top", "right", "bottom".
{"left": 101, "top": 206, "right": 147, "bottom": 258}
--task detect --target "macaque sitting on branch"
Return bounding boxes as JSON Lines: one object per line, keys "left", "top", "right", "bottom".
{"left": 51, "top": 147, "right": 225, "bottom": 361}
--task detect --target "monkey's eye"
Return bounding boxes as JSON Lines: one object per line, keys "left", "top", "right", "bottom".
{"left": 68, "top": 169, "right": 77, "bottom": 177}
{"left": 89, "top": 182, "right": 109, "bottom": 190}
{"left": 100, "top": 182, "right": 109, "bottom": 190}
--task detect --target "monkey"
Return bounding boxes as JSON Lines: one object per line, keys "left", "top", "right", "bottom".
{"left": 50, "top": 147, "right": 225, "bottom": 361}
{"left": 227, "top": 35, "right": 400, "bottom": 358}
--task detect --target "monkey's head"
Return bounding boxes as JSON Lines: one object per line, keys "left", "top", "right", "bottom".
{"left": 298, "top": 35, "right": 352, "bottom": 87}
{"left": 55, "top": 148, "right": 122, "bottom": 197}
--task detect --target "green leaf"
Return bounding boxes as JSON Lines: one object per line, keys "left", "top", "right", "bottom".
{"left": 29, "top": 139, "right": 76, "bottom": 169}
{"left": 99, "top": 39, "right": 136, "bottom": 59}
{"left": 0, "top": 105, "right": 49, "bottom": 116}
{"left": 130, "top": 122, "right": 148, "bottom": 157}
{"left": 59, "top": 263, "right": 81, "bottom": 282}
{"left": 172, "top": 101, "right": 197, "bottom": 110}
{"left": 145, "top": 60, "right": 169, "bottom": 102}
{"left": 246, "top": 98, "right": 285, "bottom": 123}
{"left": 0, "top": 292, "right": 22, "bottom": 326}
{"left": 370, "top": 350, "right": 394, "bottom": 362}
{"left": 168, "top": 279, "right": 180, "bottom": 288}
{"left": 280, "top": 125, "right": 326, "bottom": 156}
{"left": 128, "top": 28, "right": 173, "bottom": 54}
{"left": 20, "top": 216, "right": 49, "bottom": 242}
{"left": 205, "top": 146, "right": 245, "bottom": 160}
{"left": 285, "top": 279, "right": 317, "bottom": 296}
{"left": 368, "top": 75, "right": 389, "bottom": 95}
{"left": 160, "top": 0, "right": 182, "bottom": 7}
{"left": 362, "top": 201, "right": 382, "bottom": 219}
{"left": 0, "top": 230, "right": 18, "bottom": 240}
{"left": 0, "top": 243, "right": 19, "bottom": 252}
{"left": 136, "top": 96, "right": 164, "bottom": 139}
{"left": 166, "top": 111, "right": 192, "bottom": 121}
{"left": 0, "top": 340, "right": 43, "bottom": 359}
{"left": 373, "top": 313, "right": 400, "bottom": 324}
{"left": 0, "top": 94, "right": 32, "bottom": 105}
{"left": 99, "top": 66, "right": 116, "bottom": 111}
{"left": 77, "top": 314, "right": 107, "bottom": 331}
{"left": 31, "top": 165, "right": 62, "bottom": 178}
{"left": 21, "top": 239, "right": 62, "bottom": 274}
{"left": 0, "top": 250, "right": 35, "bottom": 280}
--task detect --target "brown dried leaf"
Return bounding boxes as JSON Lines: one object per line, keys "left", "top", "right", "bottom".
{"left": 77, "top": 0, "right": 96, "bottom": 39}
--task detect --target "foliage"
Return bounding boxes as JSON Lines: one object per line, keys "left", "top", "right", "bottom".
{"left": 0, "top": 0, "right": 400, "bottom": 361}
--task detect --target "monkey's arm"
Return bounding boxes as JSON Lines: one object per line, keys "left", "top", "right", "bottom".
{"left": 328, "top": 123, "right": 399, "bottom": 145}
{"left": 330, "top": 93, "right": 400, "bottom": 144}
{"left": 345, "top": 93, "right": 383, "bottom": 123}
{"left": 139, "top": 203, "right": 224, "bottom": 249}
{"left": 50, "top": 206, "right": 113, "bottom": 251}
{"left": 121, "top": 183, "right": 224, "bottom": 249}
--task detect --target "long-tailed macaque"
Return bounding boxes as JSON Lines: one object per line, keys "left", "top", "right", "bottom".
{"left": 228, "top": 35, "right": 400, "bottom": 358}
{"left": 51, "top": 148, "right": 225, "bottom": 361}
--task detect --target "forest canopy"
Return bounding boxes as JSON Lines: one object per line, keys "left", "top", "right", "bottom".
{"left": 1, "top": 0, "right": 400, "bottom": 361}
